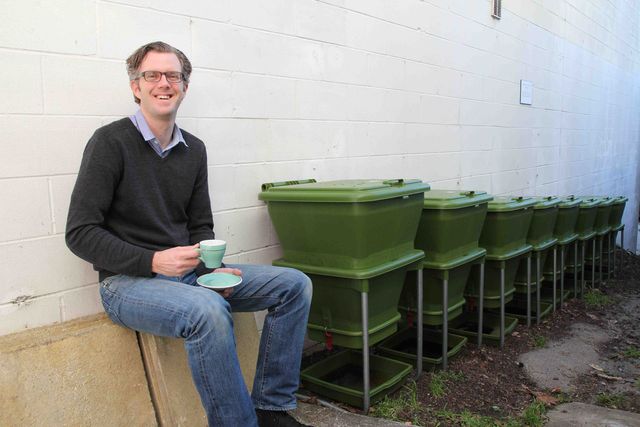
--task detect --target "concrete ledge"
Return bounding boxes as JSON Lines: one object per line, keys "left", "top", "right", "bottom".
{"left": 0, "top": 312, "right": 261, "bottom": 427}
{"left": 0, "top": 314, "right": 156, "bottom": 426}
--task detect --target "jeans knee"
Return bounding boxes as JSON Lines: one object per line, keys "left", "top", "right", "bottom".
{"left": 184, "top": 296, "right": 232, "bottom": 338}
{"left": 283, "top": 268, "right": 313, "bottom": 306}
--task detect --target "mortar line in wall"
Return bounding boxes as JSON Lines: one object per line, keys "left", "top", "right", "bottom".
{"left": 0, "top": 173, "right": 77, "bottom": 181}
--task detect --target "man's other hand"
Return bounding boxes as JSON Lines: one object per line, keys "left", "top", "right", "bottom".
{"left": 152, "top": 244, "right": 200, "bottom": 276}
{"left": 212, "top": 267, "right": 242, "bottom": 298}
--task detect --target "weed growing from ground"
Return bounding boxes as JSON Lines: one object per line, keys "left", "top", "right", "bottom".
{"left": 370, "top": 381, "right": 422, "bottom": 425}
{"left": 520, "top": 401, "right": 547, "bottom": 426}
{"left": 533, "top": 335, "right": 546, "bottom": 348}
{"left": 623, "top": 346, "right": 640, "bottom": 358}
{"left": 435, "top": 402, "right": 546, "bottom": 427}
{"left": 429, "top": 370, "right": 464, "bottom": 398}
{"left": 583, "top": 289, "right": 612, "bottom": 308}
{"left": 596, "top": 392, "right": 625, "bottom": 408}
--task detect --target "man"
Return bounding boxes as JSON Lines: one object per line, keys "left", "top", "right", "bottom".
{"left": 66, "top": 41, "right": 312, "bottom": 427}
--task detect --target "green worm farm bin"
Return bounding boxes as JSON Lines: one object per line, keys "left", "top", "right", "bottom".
{"left": 574, "top": 197, "right": 601, "bottom": 240}
{"left": 414, "top": 190, "right": 493, "bottom": 264}
{"left": 514, "top": 197, "right": 560, "bottom": 290}
{"left": 609, "top": 196, "right": 628, "bottom": 231}
{"left": 465, "top": 196, "right": 535, "bottom": 307}
{"left": 259, "top": 179, "right": 430, "bottom": 270}
{"left": 542, "top": 196, "right": 581, "bottom": 275}
{"left": 477, "top": 196, "right": 536, "bottom": 258}
{"left": 587, "top": 196, "right": 614, "bottom": 236}
{"left": 275, "top": 251, "right": 425, "bottom": 349}
{"left": 300, "top": 350, "right": 412, "bottom": 408}
{"left": 377, "top": 327, "right": 467, "bottom": 367}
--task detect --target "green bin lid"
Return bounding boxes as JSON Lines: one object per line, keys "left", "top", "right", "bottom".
{"left": 487, "top": 196, "right": 536, "bottom": 212}
{"left": 578, "top": 197, "right": 600, "bottom": 208}
{"left": 259, "top": 179, "right": 430, "bottom": 203}
{"left": 582, "top": 196, "right": 614, "bottom": 207}
{"left": 611, "top": 196, "right": 628, "bottom": 205}
{"left": 530, "top": 196, "right": 561, "bottom": 210}
{"left": 422, "top": 189, "right": 493, "bottom": 210}
{"left": 557, "top": 195, "right": 581, "bottom": 209}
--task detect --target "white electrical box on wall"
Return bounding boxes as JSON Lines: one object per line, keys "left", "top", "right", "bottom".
{"left": 520, "top": 80, "right": 533, "bottom": 105}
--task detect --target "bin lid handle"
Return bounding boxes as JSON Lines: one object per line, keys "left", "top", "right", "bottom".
{"left": 261, "top": 179, "right": 316, "bottom": 191}
{"left": 382, "top": 179, "right": 404, "bottom": 186}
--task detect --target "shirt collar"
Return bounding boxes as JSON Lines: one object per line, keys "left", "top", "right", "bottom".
{"left": 131, "top": 109, "right": 188, "bottom": 148}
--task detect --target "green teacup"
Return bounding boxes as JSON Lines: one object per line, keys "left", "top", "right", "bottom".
{"left": 198, "top": 239, "right": 226, "bottom": 268}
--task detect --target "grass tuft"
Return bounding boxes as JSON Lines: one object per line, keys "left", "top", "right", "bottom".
{"left": 623, "top": 346, "right": 640, "bottom": 358}
{"left": 596, "top": 392, "right": 625, "bottom": 408}
{"left": 583, "top": 289, "right": 612, "bottom": 308}
{"left": 429, "top": 370, "right": 464, "bottom": 398}
{"left": 370, "top": 381, "right": 422, "bottom": 425}
{"left": 533, "top": 335, "right": 546, "bottom": 348}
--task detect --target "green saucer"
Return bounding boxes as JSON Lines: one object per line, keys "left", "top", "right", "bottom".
{"left": 196, "top": 273, "right": 243, "bottom": 289}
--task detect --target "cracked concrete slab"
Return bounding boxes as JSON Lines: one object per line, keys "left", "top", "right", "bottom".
{"left": 518, "top": 322, "right": 609, "bottom": 391}
{"left": 546, "top": 402, "right": 640, "bottom": 426}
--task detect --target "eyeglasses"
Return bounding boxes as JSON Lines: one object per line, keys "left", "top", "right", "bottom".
{"left": 136, "top": 71, "right": 184, "bottom": 83}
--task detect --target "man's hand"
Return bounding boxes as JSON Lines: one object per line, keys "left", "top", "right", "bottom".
{"left": 152, "top": 244, "right": 200, "bottom": 277}
{"left": 212, "top": 267, "right": 242, "bottom": 298}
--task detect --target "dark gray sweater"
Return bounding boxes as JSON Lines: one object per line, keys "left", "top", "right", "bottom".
{"left": 66, "top": 118, "right": 215, "bottom": 281}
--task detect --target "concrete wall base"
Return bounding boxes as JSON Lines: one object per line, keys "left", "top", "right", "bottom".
{"left": 0, "top": 312, "right": 261, "bottom": 426}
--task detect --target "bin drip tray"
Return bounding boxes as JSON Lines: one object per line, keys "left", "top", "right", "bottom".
{"left": 449, "top": 312, "right": 518, "bottom": 346}
{"left": 377, "top": 327, "right": 467, "bottom": 367}
{"left": 503, "top": 298, "right": 552, "bottom": 320}
{"left": 300, "top": 350, "right": 412, "bottom": 408}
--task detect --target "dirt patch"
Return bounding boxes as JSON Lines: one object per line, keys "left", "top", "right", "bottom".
{"left": 301, "top": 250, "right": 640, "bottom": 425}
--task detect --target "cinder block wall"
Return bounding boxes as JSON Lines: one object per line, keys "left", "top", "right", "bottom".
{"left": 1, "top": 0, "right": 639, "bottom": 335}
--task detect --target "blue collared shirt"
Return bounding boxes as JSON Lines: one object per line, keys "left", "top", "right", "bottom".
{"left": 129, "top": 109, "right": 188, "bottom": 158}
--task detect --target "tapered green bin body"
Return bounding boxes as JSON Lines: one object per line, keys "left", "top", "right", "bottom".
{"left": 585, "top": 196, "right": 614, "bottom": 236}
{"left": 566, "top": 197, "right": 601, "bottom": 263}
{"left": 300, "top": 350, "right": 412, "bottom": 408}
{"left": 605, "top": 196, "right": 628, "bottom": 259}
{"left": 414, "top": 190, "right": 493, "bottom": 264}
{"left": 465, "top": 197, "right": 535, "bottom": 307}
{"left": 400, "top": 190, "right": 492, "bottom": 325}
{"left": 514, "top": 197, "right": 560, "bottom": 292}
{"left": 399, "top": 250, "right": 485, "bottom": 324}
{"left": 543, "top": 196, "right": 581, "bottom": 275}
{"left": 276, "top": 252, "right": 424, "bottom": 349}
{"left": 259, "top": 179, "right": 430, "bottom": 270}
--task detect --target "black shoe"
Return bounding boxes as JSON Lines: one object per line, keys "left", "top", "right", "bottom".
{"left": 255, "top": 409, "right": 312, "bottom": 427}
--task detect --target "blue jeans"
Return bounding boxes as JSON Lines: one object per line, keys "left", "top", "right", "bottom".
{"left": 99, "top": 264, "right": 312, "bottom": 426}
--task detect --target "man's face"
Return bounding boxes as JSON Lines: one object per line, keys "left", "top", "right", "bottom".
{"left": 130, "top": 51, "right": 188, "bottom": 121}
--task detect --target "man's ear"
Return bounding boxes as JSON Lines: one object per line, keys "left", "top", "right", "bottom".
{"left": 130, "top": 79, "right": 141, "bottom": 99}
{"left": 183, "top": 82, "right": 189, "bottom": 94}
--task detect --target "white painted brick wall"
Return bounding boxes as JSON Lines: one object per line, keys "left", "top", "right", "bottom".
{"left": 1, "top": 0, "right": 640, "bottom": 335}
